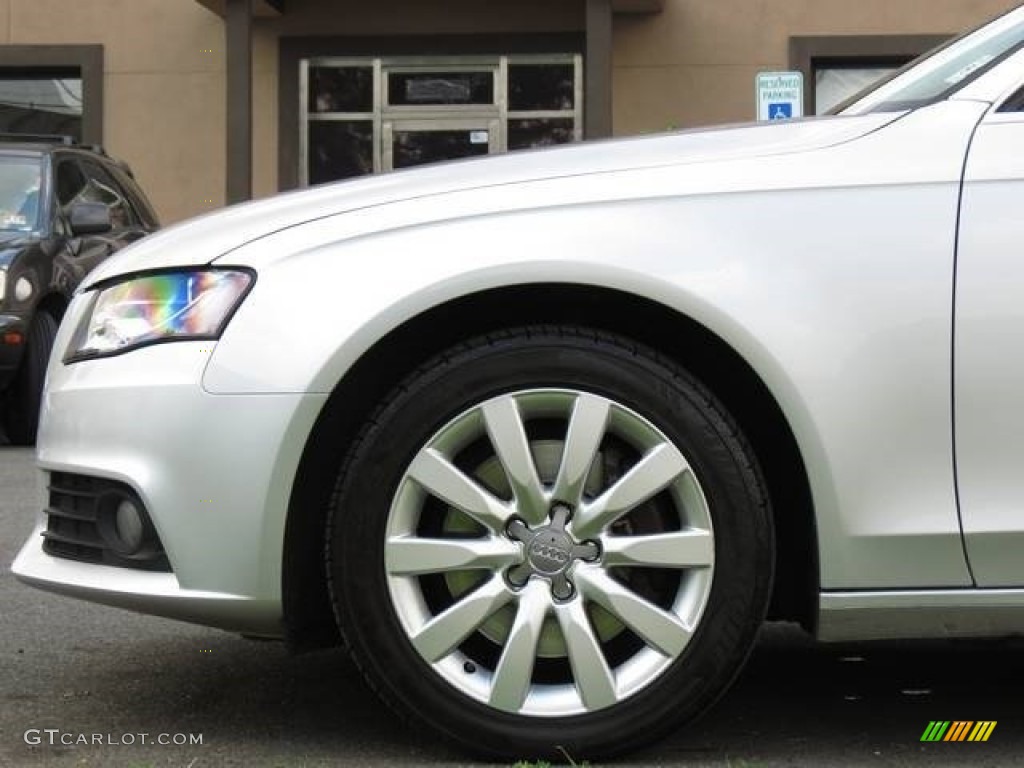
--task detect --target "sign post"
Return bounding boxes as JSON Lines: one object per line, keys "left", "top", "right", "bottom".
{"left": 756, "top": 71, "right": 804, "bottom": 121}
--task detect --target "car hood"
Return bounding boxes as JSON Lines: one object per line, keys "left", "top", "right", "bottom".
{"left": 82, "top": 112, "right": 900, "bottom": 288}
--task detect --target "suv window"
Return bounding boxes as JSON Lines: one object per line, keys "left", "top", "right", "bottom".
{"left": 55, "top": 159, "right": 87, "bottom": 208}
{"left": 0, "top": 156, "right": 43, "bottom": 232}
{"left": 79, "top": 159, "right": 138, "bottom": 230}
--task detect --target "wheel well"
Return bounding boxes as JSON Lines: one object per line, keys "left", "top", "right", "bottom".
{"left": 282, "top": 284, "right": 818, "bottom": 652}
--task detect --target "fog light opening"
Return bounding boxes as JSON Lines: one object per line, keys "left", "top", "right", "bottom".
{"left": 97, "top": 491, "right": 159, "bottom": 559}
{"left": 115, "top": 499, "right": 145, "bottom": 552}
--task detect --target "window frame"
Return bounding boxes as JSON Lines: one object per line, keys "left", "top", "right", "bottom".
{"left": 0, "top": 46, "right": 103, "bottom": 144}
{"left": 279, "top": 33, "right": 585, "bottom": 191}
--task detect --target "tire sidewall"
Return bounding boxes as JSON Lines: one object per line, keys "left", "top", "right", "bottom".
{"left": 2, "top": 311, "right": 58, "bottom": 445}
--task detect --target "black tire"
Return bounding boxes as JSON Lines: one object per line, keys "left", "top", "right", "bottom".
{"left": 3, "top": 311, "right": 58, "bottom": 446}
{"left": 326, "top": 326, "right": 773, "bottom": 760}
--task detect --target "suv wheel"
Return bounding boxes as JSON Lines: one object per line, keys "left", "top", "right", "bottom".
{"left": 3, "top": 311, "right": 58, "bottom": 445}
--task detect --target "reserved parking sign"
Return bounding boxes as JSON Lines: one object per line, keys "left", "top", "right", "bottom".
{"left": 756, "top": 71, "right": 804, "bottom": 121}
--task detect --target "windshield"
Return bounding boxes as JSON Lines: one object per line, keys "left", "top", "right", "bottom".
{"left": 0, "top": 155, "right": 43, "bottom": 232}
{"left": 837, "top": 6, "right": 1024, "bottom": 115}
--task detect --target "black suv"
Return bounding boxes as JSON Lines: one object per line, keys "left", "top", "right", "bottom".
{"left": 0, "top": 135, "right": 159, "bottom": 444}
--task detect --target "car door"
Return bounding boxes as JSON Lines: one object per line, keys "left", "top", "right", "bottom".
{"left": 953, "top": 84, "right": 1024, "bottom": 587}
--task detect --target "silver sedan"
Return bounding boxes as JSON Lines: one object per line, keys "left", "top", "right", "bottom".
{"left": 14, "top": 4, "right": 1024, "bottom": 760}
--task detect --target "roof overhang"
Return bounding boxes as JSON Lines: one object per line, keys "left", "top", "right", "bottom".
{"left": 194, "top": 0, "right": 663, "bottom": 18}
{"left": 195, "top": 0, "right": 283, "bottom": 18}
{"left": 612, "top": 0, "right": 664, "bottom": 12}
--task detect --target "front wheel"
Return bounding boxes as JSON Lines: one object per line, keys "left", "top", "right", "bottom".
{"left": 2, "top": 311, "right": 58, "bottom": 445}
{"left": 327, "top": 327, "right": 773, "bottom": 760}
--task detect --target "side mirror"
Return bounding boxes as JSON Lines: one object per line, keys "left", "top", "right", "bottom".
{"left": 69, "top": 202, "right": 112, "bottom": 236}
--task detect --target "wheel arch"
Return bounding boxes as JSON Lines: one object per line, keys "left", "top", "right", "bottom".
{"left": 34, "top": 291, "right": 68, "bottom": 323}
{"left": 281, "top": 283, "right": 818, "bottom": 651}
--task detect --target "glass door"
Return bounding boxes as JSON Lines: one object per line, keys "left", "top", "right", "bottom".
{"left": 300, "top": 55, "right": 582, "bottom": 185}
{"left": 383, "top": 118, "right": 499, "bottom": 170}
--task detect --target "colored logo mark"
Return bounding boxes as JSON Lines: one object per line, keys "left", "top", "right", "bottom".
{"left": 921, "top": 721, "right": 997, "bottom": 742}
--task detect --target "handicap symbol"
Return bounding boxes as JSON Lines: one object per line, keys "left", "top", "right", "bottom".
{"left": 769, "top": 103, "right": 793, "bottom": 120}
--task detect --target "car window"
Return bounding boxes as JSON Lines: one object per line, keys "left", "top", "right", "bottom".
{"left": 0, "top": 155, "right": 43, "bottom": 232}
{"left": 77, "top": 159, "right": 138, "bottom": 230}
{"left": 55, "top": 159, "right": 87, "bottom": 208}
{"left": 997, "top": 81, "right": 1024, "bottom": 112}
{"left": 837, "top": 7, "right": 1024, "bottom": 114}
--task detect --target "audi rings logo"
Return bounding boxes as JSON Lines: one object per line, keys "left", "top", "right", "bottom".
{"left": 530, "top": 541, "right": 570, "bottom": 570}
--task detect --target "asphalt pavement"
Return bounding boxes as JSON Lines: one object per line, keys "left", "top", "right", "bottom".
{"left": 2, "top": 445, "right": 1022, "bottom": 767}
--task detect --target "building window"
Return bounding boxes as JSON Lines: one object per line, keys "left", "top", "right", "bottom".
{"left": 0, "top": 47, "right": 103, "bottom": 143}
{"left": 300, "top": 55, "right": 583, "bottom": 186}
{"left": 0, "top": 71, "right": 83, "bottom": 139}
{"left": 790, "top": 35, "right": 949, "bottom": 115}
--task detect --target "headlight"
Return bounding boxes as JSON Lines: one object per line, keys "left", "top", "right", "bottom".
{"left": 65, "top": 269, "right": 254, "bottom": 362}
{"left": 0, "top": 266, "right": 6, "bottom": 302}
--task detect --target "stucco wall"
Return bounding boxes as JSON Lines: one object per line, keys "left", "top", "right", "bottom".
{"left": 2, "top": 0, "right": 224, "bottom": 224}
{"left": 613, "top": 0, "right": 1022, "bottom": 133}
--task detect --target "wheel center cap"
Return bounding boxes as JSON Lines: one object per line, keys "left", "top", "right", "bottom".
{"left": 505, "top": 504, "right": 599, "bottom": 600}
{"left": 527, "top": 530, "right": 574, "bottom": 574}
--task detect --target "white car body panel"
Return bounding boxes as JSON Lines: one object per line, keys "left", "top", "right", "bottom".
{"left": 81, "top": 113, "right": 899, "bottom": 289}
{"left": 955, "top": 107, "right": 1024, "bottom": 587}
{"left": 12, "top": 295, "right": 325, "bottom": 632}
{"left": 197, "top": 102, "right": 985, "bottom": 590}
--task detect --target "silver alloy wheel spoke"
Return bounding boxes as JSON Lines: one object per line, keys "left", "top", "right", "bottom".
{"left": 386, "top": 535, "right": 521, "bottom": 575}
{"left": 410, "top": 575, "right": 512, "bottom": 662}
{"left": 407, "top": 447, "right": 512, "bottom": 532}
{"left": 482, "top": 397, "right": 547, "bottom": 525}
{"left": 555, "top": 598, "right": 618, "bottom": 710}
{"left": 489, "top": 580, "right": 550, "bottom": 712}
{"left": 572, "top": 443, "right": 690, "bottom": 539}
{"left": 601, "top": 530, "right": 714, "bottom": 569}
{"left": 577, "top": 568, "right": 692, "bottom": 658}
{"left": 551, "top": 394, "right": 611, "bottom": 507}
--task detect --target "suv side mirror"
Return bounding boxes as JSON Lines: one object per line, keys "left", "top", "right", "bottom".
{"left": 69, "top": 202, "right": 112, "bottom": 236}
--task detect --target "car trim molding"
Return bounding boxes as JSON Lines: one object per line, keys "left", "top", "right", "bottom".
{"left": 819, "top": 589, "right": 1024, "bottom": 641}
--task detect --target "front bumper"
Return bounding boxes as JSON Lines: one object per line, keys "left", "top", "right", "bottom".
{"left": 11, "top": 316, "right": 328, "bottom": 636}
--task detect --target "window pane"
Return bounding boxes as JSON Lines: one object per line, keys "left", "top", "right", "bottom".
{"left": 388, "top": 72, "right": 494, "bottom": 106}
{"left": 816, "top": 68, "right": 894, "bottom": 114}
{"left": 840, "top": 12, "right": 1024, "bottom": 114}
{"left": 308, "top": 66, "right": 373, "bottom": 113}
{"left": 308, "top": 121, "right": 373, "bottom": 184}
{"left": 56, "top": 161, "right": 86, "bottom": 206}
{"left": 509, "top": 64, "right": 575, "bottom": 111}
{"left": 80, "top": 160, "right": 137, "bottom": 229}
{"left": 0, "top": 76, "right": 82, "bottom": 140}
{"left": 508, "top": 118, "right": 575, "bottom": 151}
{"left": 0, "top": 156, "right": 43, "bottom": 232}
{"left": 393, "top": 129, "right": 489, "bottom": 169}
